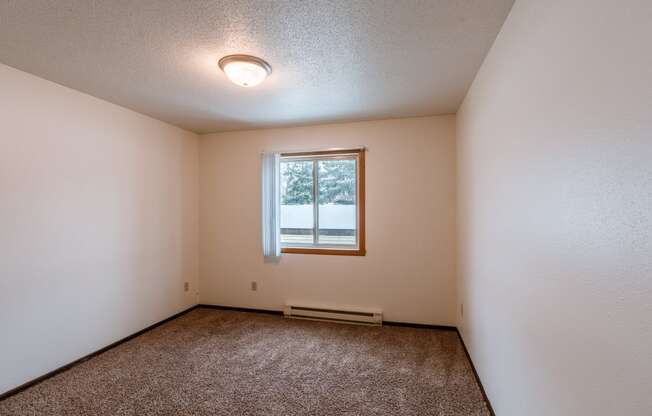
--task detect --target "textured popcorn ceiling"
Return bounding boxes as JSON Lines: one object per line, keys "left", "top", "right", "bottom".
{"left": 0, "top": 0, "right": 513, "bottom": 133}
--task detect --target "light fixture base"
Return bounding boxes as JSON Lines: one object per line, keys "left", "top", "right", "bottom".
{"left": 218, "top": 54, "right": 272, "bottom": 75}
{"left": 218, "top": 55, "right": 273, "bottom": 89}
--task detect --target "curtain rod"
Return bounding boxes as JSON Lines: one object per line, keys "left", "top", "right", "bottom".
{"left": 261, "top": 146, "right": 367, "bottom": 155}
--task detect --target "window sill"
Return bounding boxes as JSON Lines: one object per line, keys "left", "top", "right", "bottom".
{"left": 281, "top": 247, "right": 366, "bottom": 256}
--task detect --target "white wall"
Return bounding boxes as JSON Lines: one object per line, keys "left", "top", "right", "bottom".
{"left": 200, "top": 116, "right": 457, "bottom": 325}
{"left": 0, "top": 64, "right": 199, "bottom": 394}
{"left": 457, "top": 1, "right": 652, "bottom": 415}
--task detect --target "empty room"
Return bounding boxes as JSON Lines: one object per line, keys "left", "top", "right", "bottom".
{"left": 1, "top": 1, "right": 650, "bottom": 415}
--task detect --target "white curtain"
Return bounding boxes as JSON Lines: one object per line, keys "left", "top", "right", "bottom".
{"left": 261, "top": 152, "right": 281, "bottom": 257}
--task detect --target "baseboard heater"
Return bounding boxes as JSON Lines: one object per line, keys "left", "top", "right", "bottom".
{"left": 284, "top": 303, "right": 382, "bottom": 326}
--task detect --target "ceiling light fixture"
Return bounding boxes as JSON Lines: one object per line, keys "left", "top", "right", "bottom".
{"left": 218, "top": 54, "right": 272, "bottom": 88}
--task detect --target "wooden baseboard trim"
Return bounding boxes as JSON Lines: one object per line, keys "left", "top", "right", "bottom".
{"left": 197, "top": 304, "right": 283, "bottom": 315}
{"left": 199, "top": 305, "right": 458, "bottom": 332}
{"left": 383, "top": 320, "right": 457, "bottom": 331}
{"left": 455, "top": 329, "right": 496, "bottom": 416}
{"left": 0, "top": 305, "right": 199, "bottom": 402}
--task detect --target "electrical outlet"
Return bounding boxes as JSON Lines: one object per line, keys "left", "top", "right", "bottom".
{"left": 184, "top": 282, "right": 189, "bottom": 292}
{"left": 251, "top": 281, "right": 257, "bottom": 291}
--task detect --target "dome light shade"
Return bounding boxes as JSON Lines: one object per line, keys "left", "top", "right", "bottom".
{"left": 218, "top": 54, "right": 272, "bottom": 88}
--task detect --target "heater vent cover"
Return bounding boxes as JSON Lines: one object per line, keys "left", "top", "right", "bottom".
{"left": 284, "top": 303, "right": 382, "bottom": 326}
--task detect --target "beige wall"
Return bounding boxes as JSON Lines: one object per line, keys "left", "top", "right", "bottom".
{"left": 0, "top": 64, "right": 199, "bottom": 394}
{"left": 457, "top": 1, "right": 652, "bottom": 415}
{"left": 200, "top": 116, "right": 457, "bottom": 325}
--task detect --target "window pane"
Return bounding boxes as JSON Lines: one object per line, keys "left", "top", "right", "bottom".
{"left": 318, "top": 159, "right": 356, "bottom": 246}
{"left": 280, "top": 160, "right": 314, "bottom": 245}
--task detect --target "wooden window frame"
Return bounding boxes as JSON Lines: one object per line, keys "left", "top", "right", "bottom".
{"left": 280, "top": 148, "right": 366, "bottom": 256}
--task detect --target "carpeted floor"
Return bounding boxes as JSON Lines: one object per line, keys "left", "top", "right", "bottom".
{"left": 0, "top": 308, "right": 491, "bottom": 415}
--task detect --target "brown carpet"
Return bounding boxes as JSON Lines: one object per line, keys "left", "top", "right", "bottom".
{"left": 0, "top": 308, "right": 491, "bottom": 415}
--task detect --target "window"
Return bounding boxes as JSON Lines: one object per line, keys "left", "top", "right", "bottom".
{"left": 280, "top": 149, "right": 365, "bottom": 255}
